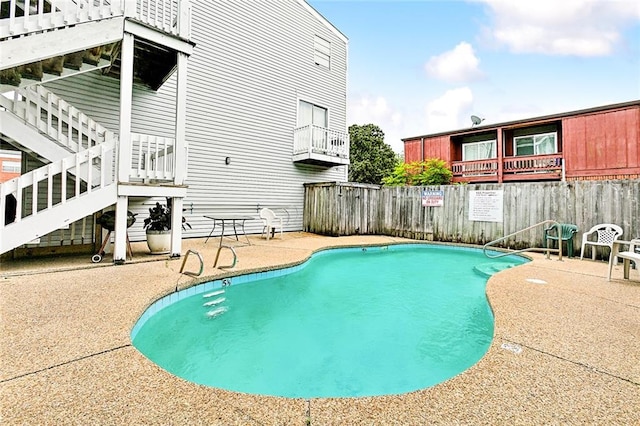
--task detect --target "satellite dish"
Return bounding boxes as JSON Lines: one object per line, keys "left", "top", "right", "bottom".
{"left": 470, "top": 115, "right": 484, "bottom": 126}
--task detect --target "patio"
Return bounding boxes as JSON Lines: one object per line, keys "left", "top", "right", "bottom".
{"left": 1, "top": 233, "right": 638, "bottom": 424}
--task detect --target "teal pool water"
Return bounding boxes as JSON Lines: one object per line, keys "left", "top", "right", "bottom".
{"left": 131, "top": 244, "right": 527, "bottom": 398}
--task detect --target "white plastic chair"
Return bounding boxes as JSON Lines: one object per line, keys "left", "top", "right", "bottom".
{"left": 580, "top": 223, "right": 623, "bottom": 261}
{"left": 259, "top": 208, "right": 283, "bottom": 240}
{"left": 608, "top": 239, "right": 640, "bottom": 281}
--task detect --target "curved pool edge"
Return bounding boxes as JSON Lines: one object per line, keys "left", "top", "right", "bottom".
{"left": 129, "top": 242, "right": 530, "bottom": 341}
{"left": 130, "top": 241, "right": 531, "bottom": 398}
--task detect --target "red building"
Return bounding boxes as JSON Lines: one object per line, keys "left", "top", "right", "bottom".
{"left": 0, "top": 151, "right": 21, "bottom": 183}
{"left": 402, "top": 100, "right": 640, "bottom": 183}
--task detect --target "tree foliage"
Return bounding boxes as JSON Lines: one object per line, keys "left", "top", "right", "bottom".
{"left": 382, "top": 159, "right": 453, "bottom": 186}
{"left": 348, "top": 124, "right": 399, "bottom": 184}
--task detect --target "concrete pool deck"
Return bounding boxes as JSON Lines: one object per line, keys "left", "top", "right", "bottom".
{"left": 1, "top": 233, "right": 638, "bottom": 424}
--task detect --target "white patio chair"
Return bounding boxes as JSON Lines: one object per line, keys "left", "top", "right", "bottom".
{"left": 580, "top": 223, "right": 623, "bottom": 262}
{"left": 608, "top": 239, "right": 640, "bottom": 281}
{"left": 259, "top": 208, "right": 283, "bottom": 240}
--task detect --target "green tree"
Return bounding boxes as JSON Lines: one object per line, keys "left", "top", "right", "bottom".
{"left": 382, "top": 158, "right": 453, "bottom": 186}
{"left": 348, "top": 124, "right": 399, "bottom": 184}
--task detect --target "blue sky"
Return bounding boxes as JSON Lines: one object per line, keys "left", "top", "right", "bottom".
{"left": 308, "top": 0, "right": 640, "bottom": 154}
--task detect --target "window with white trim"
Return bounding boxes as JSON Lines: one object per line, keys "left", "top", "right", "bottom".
{"left": 514, "top": 132, "right": 557, "bottom": 156}
{"left": 462, "top": 140, "right": 496, "bottom": 161}
{"left": 2, "top": 161, "right": 20, "bottom": 173}
{"left": 314, "top": 35, "right": 331, "bottom": 68}
{"left": 298, "top": 100, "right": 328, "bottom": 128}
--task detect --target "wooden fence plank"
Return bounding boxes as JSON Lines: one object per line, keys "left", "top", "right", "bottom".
{"left": 303, "top": 180, "right": 639, "bottom": 258}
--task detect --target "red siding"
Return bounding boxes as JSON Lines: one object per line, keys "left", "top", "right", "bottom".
{"left": 403, "top": 139, "right": 422, "bottom": 163}
{"left": 404, "top": 136, "right": 451, "bottom": 164}
{"left": 423, "top": 135, "right": 451, "bottom": 163}
{"left": 564, "top": 106, "right": 640, "bottom": 178}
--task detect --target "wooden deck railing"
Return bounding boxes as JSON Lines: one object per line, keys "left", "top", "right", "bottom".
{"left": 452, "top": 154, "right": 563, "bottom": 182}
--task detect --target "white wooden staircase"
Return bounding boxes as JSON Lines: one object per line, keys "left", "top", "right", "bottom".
{"left": 1, "top": 0, "right": 193, "bottom": 259}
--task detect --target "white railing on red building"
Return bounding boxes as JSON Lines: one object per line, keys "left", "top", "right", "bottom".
{"left": 0, "top": 0, "right": 191, "bottom": 39}
{"left": 293, "top": 125, "right": 350, "bottom": 159}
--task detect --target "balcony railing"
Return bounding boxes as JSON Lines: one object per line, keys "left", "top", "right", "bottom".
{"left": 503, "top": 153, "right": 563, "bottom": 174}
{"left": 293, "top": 125, "right": 350, "bottom": 166}
{"left": 1, "top": 0, "right": 191, "bottom": 39}
{"left": 451, "top": 158, "right": 498, "bottom": 178}
{"left": 130, "top": 132, "right": 177, "bottom": 181}
{"left": 452, "top": 153, "right": 564, "bottom": 182}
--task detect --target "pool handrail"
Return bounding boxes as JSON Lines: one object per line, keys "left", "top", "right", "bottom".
{"left": 483, "top": 219, "right": 563, "bottom": 260}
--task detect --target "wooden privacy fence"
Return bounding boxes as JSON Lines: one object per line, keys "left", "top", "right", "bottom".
{"left": 303, "top": 180, "right": 639, "bottom": 256}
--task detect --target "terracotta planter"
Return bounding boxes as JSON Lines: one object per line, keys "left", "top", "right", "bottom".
{"left": 146, "top": 230, "right": 171, "bottom": 254}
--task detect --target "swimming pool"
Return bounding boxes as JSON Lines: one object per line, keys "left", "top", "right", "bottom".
{"left": 131, "top": 244, "right": 527, "bottom": 398}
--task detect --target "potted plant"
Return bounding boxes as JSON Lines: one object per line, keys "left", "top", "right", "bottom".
{"left": 143, "top": 198, "right": 191, "bottom": 254}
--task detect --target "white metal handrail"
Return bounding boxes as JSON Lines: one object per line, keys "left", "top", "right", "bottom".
{"left": 483, "top": 219, "right": 563, "bottom": 260}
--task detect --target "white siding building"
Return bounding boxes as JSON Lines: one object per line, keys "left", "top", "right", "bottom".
{"left": 0, "top": 0, "right": 349, "bottom": 261}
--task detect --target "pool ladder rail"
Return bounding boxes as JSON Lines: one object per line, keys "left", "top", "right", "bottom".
{"left": 483, "top": 219, "right": 563, "bottom": 260}
{"left": 214, "top": 245, "right": 237, "bottom": 269}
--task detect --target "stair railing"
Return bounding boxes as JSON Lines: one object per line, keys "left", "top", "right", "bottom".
{"left": 1, "top": 0, "right": 125, "bottom": 39}
{"left": 483, "top": 219, "right": 563, "bottom": 260}
{"left": 1, "top": 1, "right": 191, "bottom": 39}
{"left": 0, "top": 139, "right": 116, "bottom": 232}
{"left": 11, "top": 86, "right": 116, "bottom": 155}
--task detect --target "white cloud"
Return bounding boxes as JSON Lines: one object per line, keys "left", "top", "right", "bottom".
{"left": 424, "top": 42, "right": 483, "bottom": 83}
{"left": 348, "top": 95, "right": 405, "bottom": 153}
{"left": 425, "top": 87, "right": 474, "bottom": 133}
{"left": 479, "top": 0, "right": 640, "bottom": 56}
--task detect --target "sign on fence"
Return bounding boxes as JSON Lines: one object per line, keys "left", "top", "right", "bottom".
{"left": 422, "top": 190, "right": 444, "bottom": 207}
{"left": 469, "top": 190, "right": 503, "bottom": 222}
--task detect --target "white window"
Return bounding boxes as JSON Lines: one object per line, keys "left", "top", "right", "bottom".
{"left": 462, "top": 140, "right": 496, "bottom": 161}
{"left": 2, "top": 161, "right": 20, "bottom": 173}
{"left": 298, "top": 100, "right": 327, "bottom": 128}
{"left": 514, "top": 132, "right": 557, "bottom": 156}
{"left": 314, "top": 35, "right": 331, "bottom": 68}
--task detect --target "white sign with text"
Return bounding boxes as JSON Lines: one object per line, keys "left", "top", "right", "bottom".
{"left": 469, "top": 190, "right": 503, "bottom": 222}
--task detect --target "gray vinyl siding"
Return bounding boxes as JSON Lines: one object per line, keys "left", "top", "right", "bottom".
{"left": 35, "top": 0, "right": 349, "bottom": 242}
{"left": 183, "top": 0, "right": 348, "bottom": 237}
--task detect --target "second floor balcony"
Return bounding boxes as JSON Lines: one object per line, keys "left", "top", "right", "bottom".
{"left": 451, "top": 153, "right": 564, "bottom": 183}
{"left": 293, "top": 125, "right": 350, "bottom": 167}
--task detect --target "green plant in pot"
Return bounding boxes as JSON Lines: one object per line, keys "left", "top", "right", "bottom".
{"left": 143, "top": 198, "right": 191, "bottom": 254}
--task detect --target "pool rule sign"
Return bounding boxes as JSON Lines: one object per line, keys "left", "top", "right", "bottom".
{"left": 468, "top": 190, "right": 503, "bottom": 222}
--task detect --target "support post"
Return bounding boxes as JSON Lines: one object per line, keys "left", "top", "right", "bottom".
{"left": 113, "top": 196, "right": 129, "bottom": 263}
{"left": 174, "top": 51, "right": 188, "bottom": 185}
{"left": 170, "top": 197, "right": 183, "bottom": 258}
{"left": 113, "top": 32, "right": 134, "bottom": 263}
{"left": 497, "top": 128, "right": 504, "bottom": 183}
{"left": 118, "top": 32, "right": 134, "bottom": 183}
